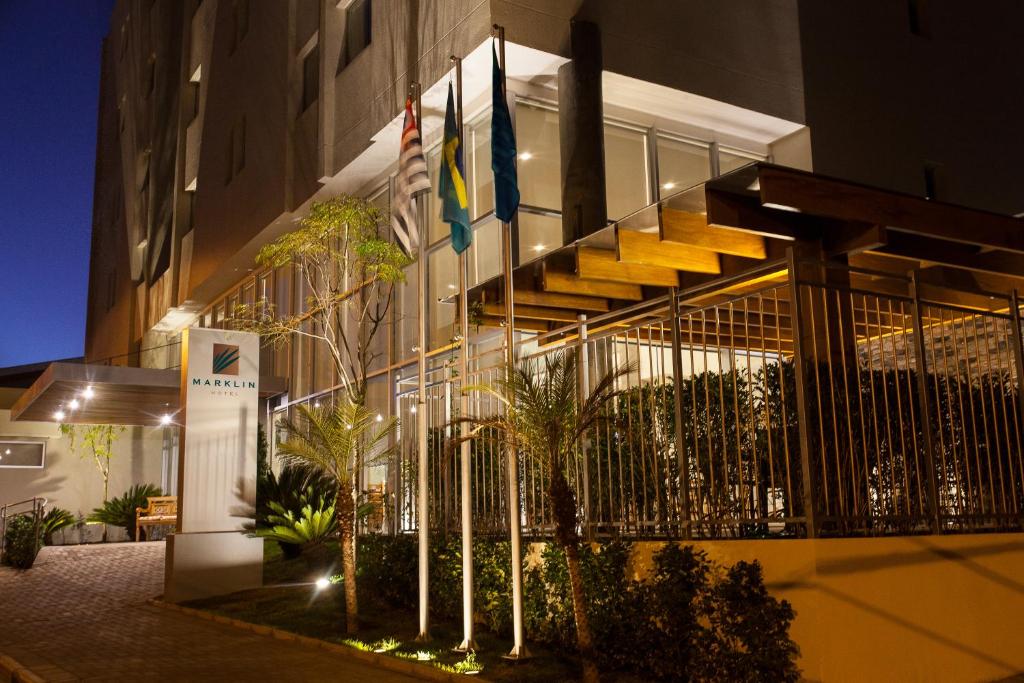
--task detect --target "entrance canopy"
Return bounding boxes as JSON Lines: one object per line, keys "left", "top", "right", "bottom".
{"left": 10, "top": 362, "right": 286, "bottom": 426}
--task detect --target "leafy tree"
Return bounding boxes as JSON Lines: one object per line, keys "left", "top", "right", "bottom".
{"left": 60, "top": 423, "right": 126, "bottom": 541}
{"left": 238, "top": 195, "right": 410, "bottom": 405}
{"left": 461, "top": 350, "right": 630, "bottom": 683}
{"left": 276, "top": 400, "right": 397, "bottom": 633}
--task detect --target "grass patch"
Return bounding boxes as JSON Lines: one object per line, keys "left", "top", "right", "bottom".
{"left": 183, "top": 540, "right": 641, "bottom": 682}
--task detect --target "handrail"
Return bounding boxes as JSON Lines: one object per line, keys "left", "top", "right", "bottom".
{"left": 0, "top": 496, "right": 47, "bottom": 564}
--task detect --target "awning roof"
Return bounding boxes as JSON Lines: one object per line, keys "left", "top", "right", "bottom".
{"left": 10, "top": 362, "right": 286, "bottom": 426}
{"left": 464, "top": 162, "right": 1024, "bottom": 343}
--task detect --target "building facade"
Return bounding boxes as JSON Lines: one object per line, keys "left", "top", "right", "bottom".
{"left": 7, "top": 1, "right": 1023, "bottom": 679}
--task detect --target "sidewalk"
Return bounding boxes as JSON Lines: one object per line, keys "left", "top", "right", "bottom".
{"left": 0, "top": 542, "right": 419, "bottom": 682}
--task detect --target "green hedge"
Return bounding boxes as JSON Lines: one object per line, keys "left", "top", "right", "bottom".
{"left": 357, "top": 535, "right": 799, "bottom": 681}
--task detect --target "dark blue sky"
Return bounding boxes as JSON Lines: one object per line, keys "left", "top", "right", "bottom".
{"left": 0, "top": 1, "right": 114, "bottom": 367}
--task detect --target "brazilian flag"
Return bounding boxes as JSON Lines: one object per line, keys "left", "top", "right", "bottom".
{"left": 439, "top": 83, "right": 471, "bottom": 254}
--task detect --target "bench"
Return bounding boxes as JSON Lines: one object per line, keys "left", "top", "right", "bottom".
{"left": 135, "top": 496, "right": 177, "bottom": 541}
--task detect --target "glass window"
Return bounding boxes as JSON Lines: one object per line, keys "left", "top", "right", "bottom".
{"left": 719, "top": 148, "right": 762, "bottom": 175}
{"left": 469, "top": 218, "right": 501, "bottom": 286}
{"left": 428, "top": 247, "right": 457, "bottom": 349}
{"left": 425, "top": 145, "right": 448, "bottom": 244}
{"left": 398, "top": 261, "right": 419, "bottom": 362}
{"left": 518, "top": 212, "right": 561, "bottom": 264}
{"left": 339, "top": 0, "right": 371, "bottom": 71}
{"left": 301, "top": 46, "right": 319, "bottom": 113}
{"left": 469, "top": 113, "right": 494, "bottom": 220}
{"left": 0, "top": 441, "right": 45, "bottom": 468}
{"left": 604, "top": 123, "right": 649, "bottom": 220}
{"left": 657, "top": 136, "right": 710, "bottom": 197}
{"left": 515, "top": 103, "right": 561, "bottom": 211}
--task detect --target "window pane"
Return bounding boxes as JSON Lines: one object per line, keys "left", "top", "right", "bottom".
{"left": 518, "top": 212, "right": 561, "bottom": 264}
{"left": 398, "top": 262, "right": 418, "bottom": 362}
{"left": 719, "top": 149, "right": 762, "bottom": 175}
{"left": 428, "top": 247, "right": 457, "bottom": 349}
{"left": 0, "top": 442, "right": 44, "bottom": 468}
{"left": 604, "top": 123, "right": 648, "bottom": 220}
{"left": 470, "top": 113, "right": 494, "bottom": 220}
{"left": 469, "top": 218, "right": 500, "bottom": 286}
{"left": 425, "top": 146, "right": 448, "bottom": 244}
{"left": 515, "top": 104, "right": 560, "bottom": 211}
{"left": 657, "top": 137, "right": 710, "bottom": 197}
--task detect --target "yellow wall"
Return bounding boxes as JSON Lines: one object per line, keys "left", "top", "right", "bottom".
{"left": 629, "top": 535, "right": 1024, "bottom": 682}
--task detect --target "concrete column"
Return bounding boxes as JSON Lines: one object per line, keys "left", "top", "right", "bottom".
{"left": 558, "top": 20, "right": 607, "bottom": 245}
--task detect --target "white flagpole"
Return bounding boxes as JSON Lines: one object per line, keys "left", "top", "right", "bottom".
{"left": 494, "top": 23, "right": 529, "bottom": 661}
{"left": 413, "top": 81, "right": 431, "bottom": 643}
{"left": 451, "top": 54, "right": 477, "bottom": 654}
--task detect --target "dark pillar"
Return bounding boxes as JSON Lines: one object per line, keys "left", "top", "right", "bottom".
{"left": 558, "top": 20, "right": 607, "bottom": 246}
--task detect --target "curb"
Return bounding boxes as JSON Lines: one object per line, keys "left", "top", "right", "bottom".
{"left": 0, "top": 654, "right": 41, "bottom": 683}
{"left": 147, "top": 599, "right": 489, "bottom": 682}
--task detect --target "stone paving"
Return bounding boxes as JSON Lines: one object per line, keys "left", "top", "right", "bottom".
{"left": 0, "top": 542, "right": 419, "bottom": 682}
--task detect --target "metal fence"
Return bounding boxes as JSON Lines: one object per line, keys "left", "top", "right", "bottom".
{"left": 389, "top": 259, "right": 1024, "bottom": 540}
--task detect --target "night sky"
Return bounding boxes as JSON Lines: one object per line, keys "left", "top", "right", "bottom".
{"left": 0, "top": 1, "right": 114, "bottom": 367}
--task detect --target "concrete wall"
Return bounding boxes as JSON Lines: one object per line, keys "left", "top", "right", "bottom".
{"left": 799, "top": 1, "right": 1024, "bottom": 215}
{"left": 627, "top": 535, "right": 1024, "bottom": 682}
{"left": 0, "top": 409, "right": 168, "bottom": 543}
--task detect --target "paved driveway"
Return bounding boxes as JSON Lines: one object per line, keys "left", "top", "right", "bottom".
{"left": 0, "top": 542, "right": 419, "bottom": 682}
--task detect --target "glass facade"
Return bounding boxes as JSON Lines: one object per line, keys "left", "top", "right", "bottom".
{"left": 197, "top": 95, "right": 766, "bottom": 408}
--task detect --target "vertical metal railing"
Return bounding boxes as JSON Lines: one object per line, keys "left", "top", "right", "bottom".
{"left": 392, "top": 260, "right": 1024, "bottom": 540}
{"left": 0, "top": 497, "right": 46, "bottom": 564}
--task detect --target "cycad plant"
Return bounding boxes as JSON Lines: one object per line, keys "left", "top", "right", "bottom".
{"left": 255, "top": 492, "right": 338, "bottom": 550}
{"left": 88, "top": 483, "right": 162, "bottom": 541}
{"left": 276, "top": 400, "right": 397, "bottom": 633}
{"left": 462, "top": 350, "right": 629, "bottom": 683}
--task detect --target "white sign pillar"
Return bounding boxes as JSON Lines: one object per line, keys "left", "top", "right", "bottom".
{"left": 164, "top": 327, "right": 264, "bottom": 602}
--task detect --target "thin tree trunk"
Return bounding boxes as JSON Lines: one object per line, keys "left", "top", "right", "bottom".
{"left": 550, "top": 467, "right": 600, "bottom": 683}
{"left": 564, "top": 542, "right": 600, "bottom": 683}
{"left": 338, "top": 482, "right": 359, "bottom": 633}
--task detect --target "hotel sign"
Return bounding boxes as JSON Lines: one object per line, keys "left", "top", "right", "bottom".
{"left": 177, "top": 327, "right": 259, "bottom": 533}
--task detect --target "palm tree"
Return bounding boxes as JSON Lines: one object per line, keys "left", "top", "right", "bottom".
{"left": 277, "top": 400, "right": 397, "bottom": 633}
{"left": 462, "top": 350, "right": 630, "bottom": 683}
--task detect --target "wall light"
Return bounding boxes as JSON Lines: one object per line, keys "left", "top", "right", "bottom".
{"left": 315, "top": 577, "right": 330, "bottom": 590}
{"left": 376, "top": 414, "right": 383, "bottom": 422}
{"left": 662, "top": 182, "right": 676, "bottom": 191}
{"left": 532, "top": 244, "right": 546, "bottom": 253}
{"left": 518, "top": 151, "right": 532, "bottom": 161}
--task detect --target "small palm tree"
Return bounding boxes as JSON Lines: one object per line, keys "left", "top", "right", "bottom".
{"left": 462, "top": 350, "right": 630, "bottom": 683}
{"left": 277, "top": 400, "right": 397, "bottom": 633}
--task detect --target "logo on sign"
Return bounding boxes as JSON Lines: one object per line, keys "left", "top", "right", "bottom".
{"left": 212, "top": 344, "right": 240, "bottom": 375}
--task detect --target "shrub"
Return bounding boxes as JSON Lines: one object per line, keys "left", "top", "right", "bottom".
{"left": 3, "top": 515, "right": 42, "bottom": 569}
{"left": 40, "top": 507, "right": 76, "bottom": 545}
{"left": 254, "top": 492, "right": 337, "bottom": 554}
{"left": 256, "top": 463, "right": 337, "bottom": 558}
{"left": 88, "top": 483, "right": 162, "bottom": 541}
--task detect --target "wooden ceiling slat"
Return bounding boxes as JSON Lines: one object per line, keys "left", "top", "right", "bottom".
{"left": 483, "top": 302, "right": 577, "bottom": 323}
{"left": 660, "top": 207, "right": 767, "bottom": 259}
{"left": 757, "top": 165, "right": 1024, "bottom": 254}
{"left": 616, "top": 230, "right": 721, "bottom": 274}
{"left": 577, "top": 246, "right": 682, "bottom": 287}
{"left": 513, "top": 289, "right": 610, "bottom": 312}
{"left": 542, "top": 267, "right": 644, "bottom": 301}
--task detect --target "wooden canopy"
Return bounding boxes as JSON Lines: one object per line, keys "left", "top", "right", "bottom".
{"left": 465, "top": 163, "right": 1024, "bottom": 339}
{"left": 10, "top": 362, "right": 287, "bottom": 426}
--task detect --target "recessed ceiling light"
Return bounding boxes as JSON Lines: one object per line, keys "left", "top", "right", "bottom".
{"left": 532, "top": 244, "right": 545, "bottom": 252}
{"left": 662, "top": 182, "right": 676, "bottom": 190}
{"left": 160, "top": 414, "right": 172, "bottom": 426}
{"left": 82, "top": 386, "right": 95, "bottom": 399}
{"left": 69, "top": 399, "right": 80, "bottom": 410}
{"left": 54, "top": 410, "right": 66, "bottom": 421}
{"left": 518, "top": 151, "right": 532, "bottom": 161}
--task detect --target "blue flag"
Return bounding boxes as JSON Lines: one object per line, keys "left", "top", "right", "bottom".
{"left": 439, "top": 83, "right": 471, "bottom": 254}
{"left": 491, "top": 44, "right": 520, "bottom": 223}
